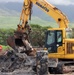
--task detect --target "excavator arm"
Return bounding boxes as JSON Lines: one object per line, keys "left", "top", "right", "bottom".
{"left": 18, "top": 0, "right": 32, "bottom": 31}
{"left": 18, "top": 0, "right": 69, "bottom": 32}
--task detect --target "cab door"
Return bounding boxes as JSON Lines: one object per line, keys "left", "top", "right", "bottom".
{"left": 45, "top": 30, "right": 62, "bottom": 53}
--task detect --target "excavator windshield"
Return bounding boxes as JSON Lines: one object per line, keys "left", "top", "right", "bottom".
{"left": 47, "top": 31, "right": 55, "bottom": 45}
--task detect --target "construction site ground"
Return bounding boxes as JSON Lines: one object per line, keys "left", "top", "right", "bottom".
{"left": 0, "top": 69, "right": 74, "bottom": 75}
{"left": 0, "top": 50, "right": 74, "bottom": 75}
{"left": 0, "top": 69, "right": 36, "bottom": 75}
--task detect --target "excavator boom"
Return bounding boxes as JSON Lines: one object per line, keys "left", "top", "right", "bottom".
{"left": 20, "top": 0, "right": 69, "bottom": 30}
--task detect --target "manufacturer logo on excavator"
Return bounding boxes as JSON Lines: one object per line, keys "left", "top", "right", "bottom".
{"left": 36, "top": 2, "right": 49, "bottom": 12}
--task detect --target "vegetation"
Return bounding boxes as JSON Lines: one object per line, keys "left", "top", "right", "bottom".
{"left": 0, "top": 16, "right": 74, "bottom": 29}
{"left": 0, "top": 16, "right": 19, "bottom": 29}
{"left": 0, "top": 16, "right": 59, "bottom": 29}
{"left": 0, "top": 29, "right": 14, "bottom": 45}
{"left": 0, "top": 24, "right": 51, "bottom": 47}
{"left": 30, "top": 24, "right": 51, "bottom": 47}
{"left": 1, "top": 45, "right": 11, "bottom": 51}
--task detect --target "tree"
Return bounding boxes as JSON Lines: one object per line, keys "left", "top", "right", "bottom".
{"left": 0, "top": 24, "right": 51, "bottom": 47}
{"left": 29, "top": 24, "right": 51, "bottom": 47}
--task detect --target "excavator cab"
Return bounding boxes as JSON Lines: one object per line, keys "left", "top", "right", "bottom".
{"left": 45, "top": 29, "right": 63, "bottom": 53}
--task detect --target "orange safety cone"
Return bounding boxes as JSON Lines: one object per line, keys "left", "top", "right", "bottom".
{"left": 0, "top": 45, "right": 2, "bottom": 52}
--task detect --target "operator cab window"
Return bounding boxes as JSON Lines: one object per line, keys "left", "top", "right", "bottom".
{"left": 56, "top": 30, "right": 62, "bottom": 46}
{"left": 57, "top": 31, "right": 62, "bottom": 43}
{"left": 45, "top": 30, "right": 63, "bottom": 46}
{"left": 47, "top": 31, "right": 55, "bottom": 45}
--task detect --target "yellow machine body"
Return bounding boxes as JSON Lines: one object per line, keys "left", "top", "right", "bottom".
{"left": 46, "top": 28, "right": 74, "bottom": 59}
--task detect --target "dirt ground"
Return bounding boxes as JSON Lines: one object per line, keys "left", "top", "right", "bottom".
{"left": 0, "top": 51, "right": 74, "bottom": 75}
{"left": 0, "top": 70, "right": 74, "bottom": 75}
{"left": 0, "top": 69, "right": 36, "bottom": 75}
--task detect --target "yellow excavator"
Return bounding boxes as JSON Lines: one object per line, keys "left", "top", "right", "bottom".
{"left": 7, "top": 0, "right": 74, "bottom": 74}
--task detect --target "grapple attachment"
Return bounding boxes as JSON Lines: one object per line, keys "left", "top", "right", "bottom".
{"left": 7, "top": 30, "right": 34, "bottom": 55}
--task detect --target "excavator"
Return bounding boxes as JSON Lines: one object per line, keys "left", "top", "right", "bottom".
{"left": 6, "top": 0, "right": 74, "bottom": 74}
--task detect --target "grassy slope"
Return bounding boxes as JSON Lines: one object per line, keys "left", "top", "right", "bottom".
{"left": 0, "top": 16, "right": 19, "bottom": 29}
{"left": 0, "top": 2, "right": 74, "bottom": 29}
{"left": 0, "top": 15, "right": 74, "bottom": 29}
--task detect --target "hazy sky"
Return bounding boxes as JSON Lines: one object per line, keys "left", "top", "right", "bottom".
{"left": 0, "top": 0, "right": 74, "bottom": 5}
{"left": 48, "top": 0, "right": 74, "bottom": 5}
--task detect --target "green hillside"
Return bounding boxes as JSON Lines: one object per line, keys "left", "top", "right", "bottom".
{"left": 0, "top": 2, "right": 74, "bottom": 22}
{"left": 0, "top": 15, "right": 58, "bottom": 29}
{"left": 31, "top": 17, "right": 59, "bottom": 28}
{"left": 0, "top": 15, "right": 74, "bottom": 29}
{"left": 0, "top": 16, "right": 19, "bottom": 29}
{"left": 0, "top": 2, "right": 74, "bottom": 29}
{"left": 0, "top": 8, "right": 19, "bottom": 16}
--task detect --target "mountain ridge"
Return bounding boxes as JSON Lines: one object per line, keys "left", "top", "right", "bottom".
{"left": 0, "top": 2, "right": 74, "bottom": 22}
{"left": 0, "top": 2, "right": 74, "bottom": 28}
